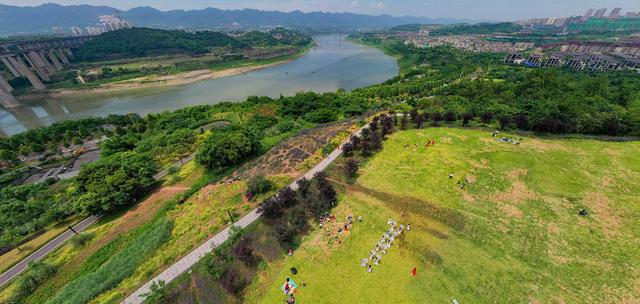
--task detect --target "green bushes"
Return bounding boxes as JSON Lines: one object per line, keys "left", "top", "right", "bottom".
{"left": 196, "top": 127, "right": 261, "bottom": 172}
{"left": 74, "top": 151, "right": 157, "bottom": 214}
{"left": 46, "top": 218, "right": 173, "bottom": 304}
{"left": 9, "top": 262, "right": 57, "bottom": 303}
{"left": 305, "top": 108, "right": 337, "bottom": 123}
{"left": 247, "top": 175, "right": 274, "bottom": 198}
{"left": 70, "top": 232, "right": 95, "bottom": 248}
{"left": 0, "top": 181, "right": 74, "bottom": 248}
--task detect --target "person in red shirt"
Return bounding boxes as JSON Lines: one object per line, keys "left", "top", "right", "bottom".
{"left": 411, "top": 267, "right": 417, "bottom": 276}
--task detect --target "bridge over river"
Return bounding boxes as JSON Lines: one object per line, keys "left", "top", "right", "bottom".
{"left": 0, "top": 36, "right": 91, "bottom": 108}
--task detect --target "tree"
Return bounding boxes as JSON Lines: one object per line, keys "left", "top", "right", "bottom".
{"left": 369, "top": 119, "right": 379, "bottom": 133}
{"left": 314, "top": 171, "right": 337, "bottom": 209}
{"left": 462, "top": 112, "right": 474, "bottom": 126}
{"left": 514, "top": 113, "right": 529, "bottom": 129}
{"left": 196, "top": 128, "right": 260, "bottom": 171}
{"left": 74, "top": 152, "right": 156, "bottom": 214}
{"left": 289, "top": 204, "right": 308, "bottom": 232}
{"left": 233, "top": 237, "right": 254, "bottom": 264}
{"left": 480, "top": 112, "right": 494, "bottom": 124}
{"left": 410, "top": 109, "right": 419, "bottom": 123}
{"left": 400, "top": 113, "right": 409, "bottom": 130}
{"left": 381, "top": 115, "right": 394, "bottom": 135}
{"left": 304, "top": 108, "right": 337, "bottom": 123}
{"left": 344, "top": 159, "right": 359, "bottom": 181}
{"left": 274, "top": 220, "right": 295, "bottom": 246}
{"left": 278, "top": 187, "right": 297, "bottom": 209}
{"left": 296, "top": 178, "right": 311, "bottom": 197}
{"left": 259, "top": 196, "right": 284, "bottom": 219}
{"left": 350, "top": 135, "right": 361, "bottom": 149}
{"left": 220, "top": 270, "right": 246, "bottom": 294}
{"left": 432, "top": 111, "right": 443, "bottom": 126}
{"left": 361, "top": 139, "right": 372, "bottom": 157}
{"left": 205, "top": 250, "right": 232, "bottom": 280}
{"left": 342, "top": 142, "right": 354, "bottom": 156}
{"left": 498, "top": 115, "right": 512, "bottom": 130}
{"left": 247, "top": 175, "right": 273, "bottom": 197}
{"left": 445, "top": 110, "right": 458, "bottom": 122}
{"left": 416, "top": 113, "right": 424, "bottom": 129}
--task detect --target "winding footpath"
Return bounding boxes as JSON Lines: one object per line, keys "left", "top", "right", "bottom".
{"left": 122, "top": 124, "right": 367, "bottom": 304}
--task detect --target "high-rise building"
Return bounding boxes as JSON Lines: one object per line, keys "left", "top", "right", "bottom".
{"left": 85, "top": 27, "right": 105, "bottom": 35}
{"left": 99, "top": 15, "right": 132, "bottom": 32}
{"left": 52, "top": 26, "right": 65, "bottom": 35}
{"left": 593, "top": 8, "right": 607, "bottom": 18}
{"left": 582, "top": 8, "right": 595, "bottom": 21}
{"left": 70, "top": 26, "right": 83, "bottom": 36}
{"left": 609, "top": 8, "right": 622, "bottom": 19}
{"left": 553, "top": 18, "right": 569, "bottom": 27}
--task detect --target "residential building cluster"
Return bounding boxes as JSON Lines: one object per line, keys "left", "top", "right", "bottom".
{"left": 407, "top": 35, "right": 533, "bottom": 53}
{"left": 504, "top": 51, "right": 640, "bottom": 71}
{"left": 51, "top": 14, "right": 131, "bottom": 37}
{"left": 521, "top": 7, "right": 640, "bottom": 28}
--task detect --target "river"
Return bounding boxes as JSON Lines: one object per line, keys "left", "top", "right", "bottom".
{"left": 0, "top": 34, "right": 398, "bottom": 137}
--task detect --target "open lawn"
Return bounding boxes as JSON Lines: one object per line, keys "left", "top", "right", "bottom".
{"left": 249, "top": 127, "right": 640, "bottom": 303}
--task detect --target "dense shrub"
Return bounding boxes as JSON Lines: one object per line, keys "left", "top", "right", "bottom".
{"left": 304, "top": 108, "right": 337, "bottom": 123}
{"left": 247, "top": 175, "right": 274, "bottom": 197}
{"left": 196, "top": 128, "right": 261, "bottom": 172}
{"left": 70, "top": 232, "right": 95, "bottom": 248}
{"left": 74, "top": 151, "right": 156, "bottom": 214}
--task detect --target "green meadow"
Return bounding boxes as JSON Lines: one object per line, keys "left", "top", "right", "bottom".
{"left": 248, "top": 127, "right": 640, "bottom": 304}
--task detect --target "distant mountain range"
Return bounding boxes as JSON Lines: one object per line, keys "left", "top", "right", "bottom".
{"left": 0, "top": 3, "right": 473, "bottom": 36}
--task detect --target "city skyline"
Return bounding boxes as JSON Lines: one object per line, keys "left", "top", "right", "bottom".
{"left": 2, "top": 1, "right": 640, "bottom": 21}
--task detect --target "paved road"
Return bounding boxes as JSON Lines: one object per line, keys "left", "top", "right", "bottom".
{"left": 0, "top": 215, "right": 100, "bottom": 289}
{"left": 0, "top": 151, "right": 196, "bottom": 289}
{"left": 122, "top": 124, "right": 367, "bottom": 304}
{"left": 0, "top": 120, "right": 230, "bottom": 290}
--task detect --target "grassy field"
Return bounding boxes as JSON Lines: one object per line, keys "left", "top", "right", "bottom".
{"left": 248, "top": 127, "right": 640, "bottom": 303}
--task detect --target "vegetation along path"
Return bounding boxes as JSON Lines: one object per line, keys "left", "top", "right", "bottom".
{"left": 0, "top": 142, "right": 202, "bottom": 289}
{"left": 0, "top": 215, "right": 100, "bottom": 289}
{"left": 122, "top": 123, "right": 369, "bottom": 304}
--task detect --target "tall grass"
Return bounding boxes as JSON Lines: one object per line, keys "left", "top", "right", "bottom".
{"left": 45, "top": 218, "right": 173, "bottom": 304}
{"left": 8, "top": 262, "right": 57, "bottom": 303}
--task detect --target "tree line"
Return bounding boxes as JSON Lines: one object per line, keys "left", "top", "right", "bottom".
{"left": 72, "top": 27, "right": 312, "bottom": 61}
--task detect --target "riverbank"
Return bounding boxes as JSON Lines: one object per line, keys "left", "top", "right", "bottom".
{"left": 18, "top": 45, "right": 313, "bottom": 100}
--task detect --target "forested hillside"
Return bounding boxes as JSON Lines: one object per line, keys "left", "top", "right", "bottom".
{"left": 353, "top": 35, "right": 640, "bottom": 136}
{"left": 73, "top": 27, "right": 311, "bottom": 61}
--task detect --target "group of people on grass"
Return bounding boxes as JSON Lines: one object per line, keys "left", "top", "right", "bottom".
{"left": 320, "top": 212, "right": 362, "bottom": 244}
{"left": 282, "top": 278, "right": 298, "bottom": 303}
{"left": 449, "top": 173, "right": 467, "bottom": 190}
{"left": 403, "top": 139, "right": 436, "bottom": 149}
{"left": 361, "top": 217, "right": 410, "bottom": 273}
{"left": 493, "top": 130, "right": 520, "bottom": 145}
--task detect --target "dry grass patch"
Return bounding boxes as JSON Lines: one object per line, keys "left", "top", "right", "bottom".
{"left": 583, "top": 192, "right": 622, "bottom": 237}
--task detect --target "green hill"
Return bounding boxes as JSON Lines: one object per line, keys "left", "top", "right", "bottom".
{"left": 251, "top": 127, "right": 640, "bottom": 303}
{"left": 72, "top": 27, "right": 311, "bottom": 61}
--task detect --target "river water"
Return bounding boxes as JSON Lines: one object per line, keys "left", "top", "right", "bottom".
{"left": 0, "top": 34, "right": 398, "bottom": 136}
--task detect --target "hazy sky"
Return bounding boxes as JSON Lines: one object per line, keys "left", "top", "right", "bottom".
{"left": 3, "top": 0, "right": 640, "bottom": 20}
